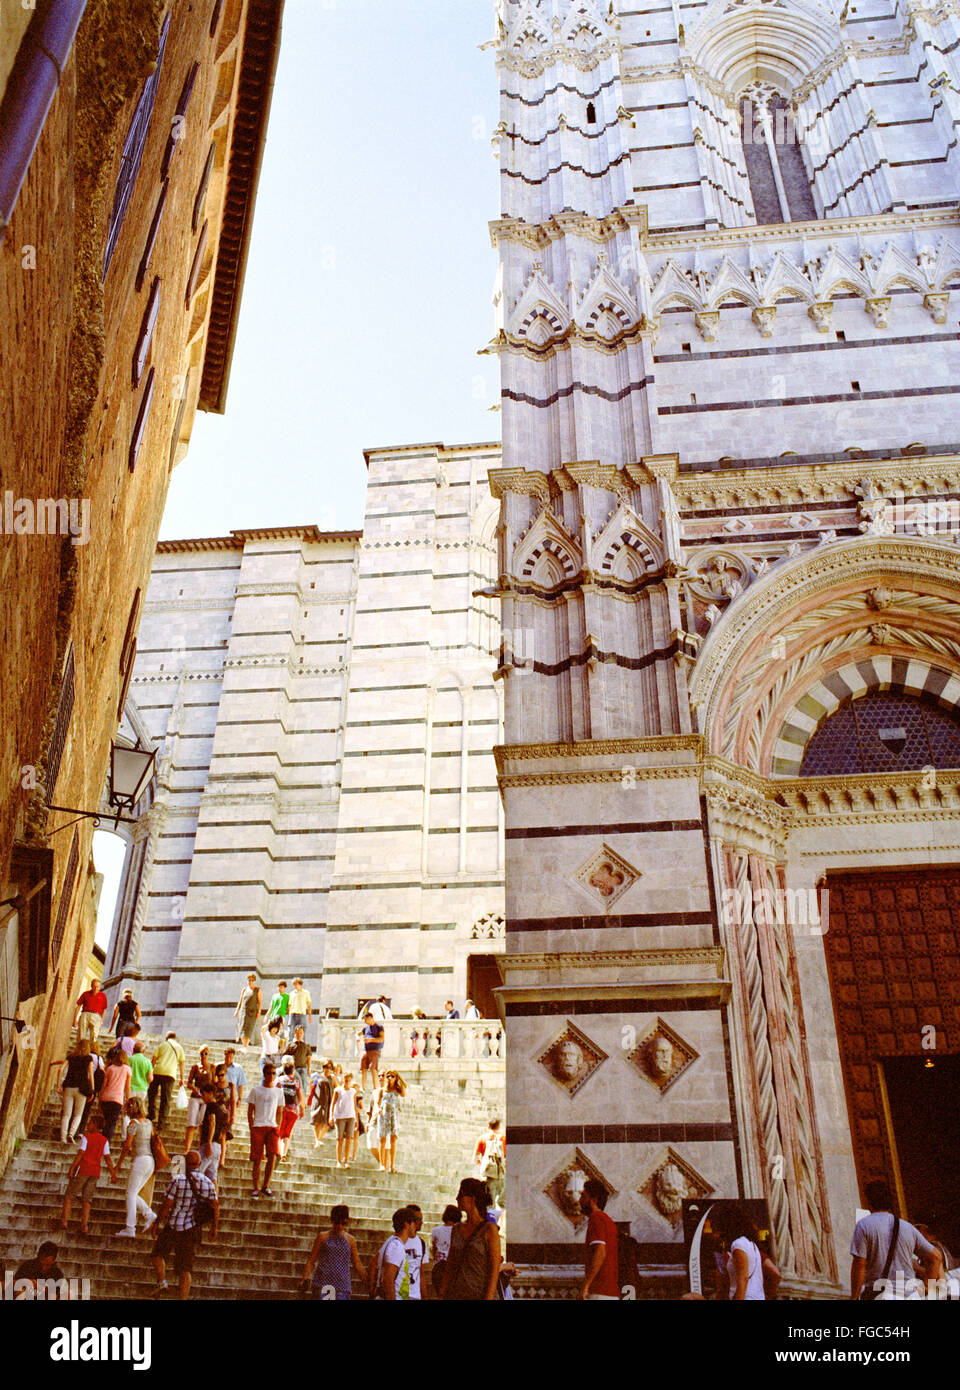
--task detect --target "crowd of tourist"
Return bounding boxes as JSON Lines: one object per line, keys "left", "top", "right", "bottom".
{"left": 28, "top": 979, "right": 958, "bottom": 1302}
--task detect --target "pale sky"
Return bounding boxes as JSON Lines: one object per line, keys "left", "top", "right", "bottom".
{"left": 161, "top": 0, "right": 502, "bottom": 541}
{"left": 98, "top": 0, "right": 503, "bottom": 948}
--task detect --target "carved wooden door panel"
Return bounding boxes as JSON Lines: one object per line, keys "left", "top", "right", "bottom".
{"left": 823, "top": 866, "right": 960, "bottom": 1223}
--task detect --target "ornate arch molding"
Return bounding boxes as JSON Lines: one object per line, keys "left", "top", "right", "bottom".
{"left": 768, "top": 654, "right": 960, "bottom": 775}
{"left": 688, "top": 538, "right": 960, "bottom": 776}
{"left": 686, "top": 0, "right": 838, "bottom": 99}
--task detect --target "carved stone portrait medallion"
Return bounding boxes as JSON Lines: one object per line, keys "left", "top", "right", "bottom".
{"left": 638, "top": 1148, "right": 713, "bottom": 1228}
{"left": 543, "top": 1148, "right": 616, "bottom": 1229}
{"left": 627, "top": 1017, "right": 699, "bottom": 1095}
{"left": 537, "top": 1020, "right": 607, "bottom": 1097}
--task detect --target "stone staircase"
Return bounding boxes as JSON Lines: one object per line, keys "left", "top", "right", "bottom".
{"left": 0, "top": 1034, "right": 505, "bottom": 1299}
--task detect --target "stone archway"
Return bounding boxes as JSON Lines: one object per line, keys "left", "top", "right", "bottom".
{"left": 690, "top": 535, "right": 960, "bottom": 1285}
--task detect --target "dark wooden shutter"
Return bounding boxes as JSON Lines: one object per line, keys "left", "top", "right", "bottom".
{"left": 193, "top": 144, "right": 216, "bottom": 232}
{"left": 129, "top": 369, "right": 156, "bottom": 473}
{"left": 132, "top": 279, "right": 162, "bottom": 388}
{"left": 51, "top": 831, "right": 80, "bottom": 968}
{"left": 11, "top": 843, "right": 53, "bottom": 1002}
{"left": 185, "top": 220, "right": 209, "bottom": 307}
{"left": 136, "top": 181, "right": 169, "bottom": 293}
{"left": 161, "top": 62, "right": 201, "bottom": 179}
{"left": 103, "top": 12, "right": 171, "bottom": 275}
{"left": 46, "top": 646, "right": 75, "bottom": 795}
{"left": 120, "top": 588, "right": 141, "bottom": 675}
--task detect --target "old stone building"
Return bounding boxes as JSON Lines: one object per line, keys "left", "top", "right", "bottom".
{"left": 103, "top": 442, "right": 506, "bottom": 1037}
{"left": 0, "top": 0, "right": 283, "bottom": 1171}
{"left": 490, "top": 0, "right": 960, "bottom": 1294}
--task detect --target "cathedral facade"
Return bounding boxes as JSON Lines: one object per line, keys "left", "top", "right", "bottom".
{"left": 490, "top": 0, "right": 960, "bottom": 1293}
{"left": 104, "top": 442, "right": 506, "bottom": 1036}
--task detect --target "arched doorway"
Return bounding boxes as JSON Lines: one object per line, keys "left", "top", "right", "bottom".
{"left": 805, "top": 695, "right": 960, "bottom": 1250}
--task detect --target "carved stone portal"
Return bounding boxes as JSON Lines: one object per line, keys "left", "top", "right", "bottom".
{"left": 627, "top": 1017, "right": 700, "bottom": 1095}
{"left": 573, "top": 842, "right": 640, "bottom": 911}
{"left": 638, "top": 1147, "right": 714, "bottom": 1227}
{"left": 543, "top": 1148, "right": 616, "bottom": 1229}
{"left": 537, "top": 1020, "right": 608, "bottom": 1097}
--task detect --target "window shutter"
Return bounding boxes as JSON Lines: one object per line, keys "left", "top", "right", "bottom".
{"left": 120, "top": 588, "right": 141, "bottom": 674}
{"left": 136, "top": 181, "right": 169, "bottom": 293}
{"left": 185, "top": 220, "right": 209, "bottom": 308}
{"left": 103, "top": 13, "right": 171, "bottom": 276}
{"left": 161, "top": 62, "right": 201, "bottom": 180}
{"left": 193, "top": 143, "right": 216, "bottom": 233}
{"left": 132, "top": 279, "right": 162, "bottom": 388}
{"left": 117, "top": 639, "right": 137, "bottom": 721}
{"left": 128, "top": 368, "right": 156, "bottom": 473}
{"left": 51, "top": 831, "right": 80, "bottom": 968}
{"left": 168, "top": 369, "right": 192, "bottom": 470}
{"left": 46, "top": 645, "right": 75, "bottom": 795}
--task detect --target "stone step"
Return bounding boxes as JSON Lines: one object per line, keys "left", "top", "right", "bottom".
{"left": 0, "top": 1038, "right": 504, "bottom": 1299}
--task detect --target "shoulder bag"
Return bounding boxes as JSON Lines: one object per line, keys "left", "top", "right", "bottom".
{"left": 150, "top": 1128, "right": 171, "bottom": 1171}
{"left": 186, "top": 1170, "right": 216, "bottom": 1228}
{"left": 859, "top": 1216, "right": 900, "bottom": 1301}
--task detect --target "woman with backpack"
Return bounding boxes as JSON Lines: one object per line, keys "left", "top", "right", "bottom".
{"left": 57, "top": 1039, "right": 95, "bottom": 1143}
{"left": 440, "top": 1178, "right": 502, "bottom": 1301}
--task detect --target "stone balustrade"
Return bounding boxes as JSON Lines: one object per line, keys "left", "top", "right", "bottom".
{"left": 314, "top": 1017, "right": 506, "bottom": 1069}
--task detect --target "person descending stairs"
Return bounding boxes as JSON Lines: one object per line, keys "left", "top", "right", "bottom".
{"left": 0, "top": 1032, "right": 504, "bottom": 1300}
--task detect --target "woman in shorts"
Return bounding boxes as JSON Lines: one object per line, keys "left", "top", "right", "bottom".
{"left": 331, "top": 1073, "right": 357, "bottom": 1170}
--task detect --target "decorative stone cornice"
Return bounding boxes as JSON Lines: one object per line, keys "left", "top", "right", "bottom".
{"left": 489, "top": 205, "right": 648, "bottom": 251}
{"left": 674, "top": 458, "right": 960, "bottom": 510}
{"left": 494, "top": 733, "right": 704, "bottom": 773}
{"left": 640, "top": 206, "right": 959, "bottom": 253}
{"left": 502, "top": 947, "right": 725, "bottom": 973}
{"left": 773, "top": 769, "right": 960, "bottom": 823}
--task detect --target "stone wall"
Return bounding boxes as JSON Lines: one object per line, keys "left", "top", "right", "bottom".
{"left": 106, "top": 442, "right": 507, "bottom": 1036}
{"left": 0, "top": 0, "right": 273, "bottom": 1176}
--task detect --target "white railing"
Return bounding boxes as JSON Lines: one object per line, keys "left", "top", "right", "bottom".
{"left": 313, "top": 1018, "right": 505, "bottom": 1067}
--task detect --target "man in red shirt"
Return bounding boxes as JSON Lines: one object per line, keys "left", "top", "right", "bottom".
{"left": 578, "top": 1178, "right": 620, "bottom": 1300}
{"left": 74, "top": 980, "right": 108, "bottom": 1044}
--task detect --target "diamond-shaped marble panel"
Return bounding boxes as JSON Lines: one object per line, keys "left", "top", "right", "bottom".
{"left": 627, "top": 1017, "right": 699, "bottom": 1096}
{"left": 537, "top": 1020, "right": 608, "bottom": 1098}
{"left": 638, "top": 1147, "right": 714, "bottom": 1229}
{"left": 573, "top": 842, "right": 640, "bottom": 911}
{"left": 543, "top": 1148, "right": 616, "bottom": 1231}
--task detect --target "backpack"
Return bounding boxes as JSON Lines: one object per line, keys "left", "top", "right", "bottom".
{"left": 617, "top": 1226, "right": 640, "bottom": 1300}
{"left": 279, "top": 1073, "right": 299, "bottom": 1109}
{"left": 186, "top": 1171, "right": 216, "bottom": 1228}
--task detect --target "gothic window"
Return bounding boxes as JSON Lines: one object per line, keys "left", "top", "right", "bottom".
{"left": 739, "top": 84, "right": 817, "bottom": 225}
{"left": 586, "top": 102, "right": 597, "bottom": 125}
{"left": 799, "top": 691, "right": 960, "bottom": 776}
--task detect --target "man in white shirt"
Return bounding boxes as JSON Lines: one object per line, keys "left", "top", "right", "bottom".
{"left": 406, "top": 1203, "right": 430, "bottom": 1300}
{"left": 363, "top": 995, "right": 392, "bottom": 1021}
{"left": 246, "top": 1063, "right": 283, "bottom": 1201}
{"left": 379, "top": 1206, "right": 420, "bottom": 1300}
{"left": 464, "top": 999, "right": 481, "bottom": 1020}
